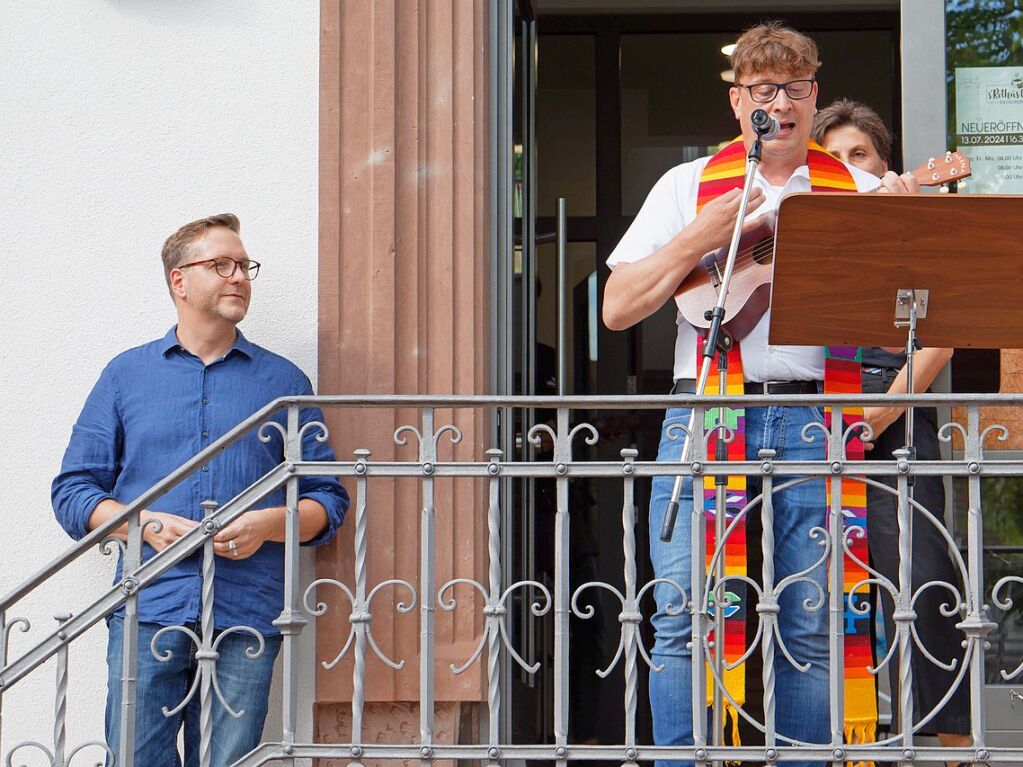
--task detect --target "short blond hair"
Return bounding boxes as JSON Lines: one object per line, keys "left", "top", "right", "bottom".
{"left": 161, "top": 213, "right": 241, "bottom": 286}
{"left": 730, "top": 21, "right": 821, "bottom": 83}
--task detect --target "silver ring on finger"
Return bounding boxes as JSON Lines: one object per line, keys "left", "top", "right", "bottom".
{"left": 228, "top": 539, "right": 238, "bottom": 554}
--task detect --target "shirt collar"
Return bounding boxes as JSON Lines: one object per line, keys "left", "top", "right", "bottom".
{"left": 753, "top": 164, "right": 810, "bottom": 187}
{"left": 158, "top": 325, "right": 255, "bottom": 360}
{"left": 158, "top": 326, "right": 181, "bottom": 357}
{"left": 231, "top": 330, "right": 255, "bottom": 359}
{"left": 754, "top": 164, "right": 812, "bottom": 196}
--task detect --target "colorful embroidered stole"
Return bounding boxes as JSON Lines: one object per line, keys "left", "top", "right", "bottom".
{"left": 700, "top": 347, "right": 749, "bottom": 746}
{"left": 695, "top": 139, "right": 876, "bottom": 755}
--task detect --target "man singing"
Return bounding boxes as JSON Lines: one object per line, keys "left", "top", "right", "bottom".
{"left": 603, "top": 23, "right": 918, "bottom": 767}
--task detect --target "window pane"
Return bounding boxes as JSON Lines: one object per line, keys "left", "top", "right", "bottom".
{"left": 535, "top": 241, "right": 597, "bottom": 394}
{"left": 620, "top": 33, "right": 730, "bottom": 216}
{"left": 947, "top": 1, "right": 1023, "bottom": 194}
{"left": 537, "top": 35, "right": 596, "bottom": 217}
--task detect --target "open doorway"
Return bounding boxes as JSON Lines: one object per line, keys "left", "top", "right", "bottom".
{"left": 508, "top": 0, "right": 901, "bottom": 749}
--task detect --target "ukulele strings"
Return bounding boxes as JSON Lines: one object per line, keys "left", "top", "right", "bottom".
{"left": 705, "top": 237, "right": 775, "bottom": 277}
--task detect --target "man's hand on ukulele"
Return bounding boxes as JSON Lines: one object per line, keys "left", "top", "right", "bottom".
{"left": 684, "top": 186, "right": 767, "bottom": 254}
{"left": 876, "top": 171, "right": 921, "bottom": 194}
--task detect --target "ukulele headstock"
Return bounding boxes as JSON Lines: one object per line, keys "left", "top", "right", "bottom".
{"left": 912, "top": 150, "right": 972, "bottom": 187}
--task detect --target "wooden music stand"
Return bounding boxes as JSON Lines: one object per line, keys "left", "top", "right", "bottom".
{"left": 769, "top": 192, "right": 1023, "bottom": 349}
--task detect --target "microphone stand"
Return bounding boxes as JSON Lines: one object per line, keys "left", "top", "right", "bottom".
{"left": 657, "top": 113, "right": 771, "bottom": 763}
{"left": 660, "top": 118, "right": 770, "bottom": 543}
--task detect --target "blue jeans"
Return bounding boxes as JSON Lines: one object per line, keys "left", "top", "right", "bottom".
{"left": 106, "top": 616, "right": 282, "bottom": 767}
{"left": 648, "top": 405, "right": 830, "bottom": 767}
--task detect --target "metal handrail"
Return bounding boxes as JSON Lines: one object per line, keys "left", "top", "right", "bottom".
{"left": 5, "top": 390, "right": 1019, "bottom": 616}
{"left": 0, "top": 398, "right": 286, "bottom": 614}
{"left": 0, "top": 463, "right": 292, "bottom": 689}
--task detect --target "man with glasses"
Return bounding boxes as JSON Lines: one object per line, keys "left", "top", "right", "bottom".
{"left": 52, "top": 213, "right": 349, "bottom": 767}
{"left": 603, "top": 22, "right": 918, "bottom": 767}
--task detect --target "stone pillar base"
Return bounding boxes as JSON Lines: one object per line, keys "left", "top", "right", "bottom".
{"left": 313, "top": 701, "right": 479, "bottom": 767}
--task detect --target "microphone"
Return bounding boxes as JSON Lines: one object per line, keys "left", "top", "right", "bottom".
{"left": 751, "top": 108, "right": 780, "bottom": 141}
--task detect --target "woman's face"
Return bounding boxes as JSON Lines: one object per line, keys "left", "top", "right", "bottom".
{"left": 822, "top": 124, "right": 888, "bottom": 177}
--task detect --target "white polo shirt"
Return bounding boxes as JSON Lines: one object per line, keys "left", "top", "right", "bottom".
{"left": 607, "top": 156, "right": 880, "bottom": 382}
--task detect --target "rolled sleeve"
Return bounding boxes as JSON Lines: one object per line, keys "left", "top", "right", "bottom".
{"left": 51, "top": 365, "right": 123, "bottom": 540}
{"left": 298, "top": 487, "right": 348, "bottom": 547}
{"left": 293, "top": 378, "right": 349, "bottom": 546}
{"left": 606, "top": 161, "right": 701, "bottom": 269}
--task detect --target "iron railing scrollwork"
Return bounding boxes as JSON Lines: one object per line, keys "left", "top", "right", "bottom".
{"left": 2, "top": 394, "right": 1023, "bottom": 765}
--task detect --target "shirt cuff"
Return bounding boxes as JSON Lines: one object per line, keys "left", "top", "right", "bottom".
{"left": 298, "top": 489, "right": 347, "bottom": 547}
{"left": 69, "top": 491, "right": 117, "bottom": 540}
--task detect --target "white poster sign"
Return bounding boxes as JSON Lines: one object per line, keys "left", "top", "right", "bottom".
{"left": 954, "top": 66, "right": 1023, "bottom": 194}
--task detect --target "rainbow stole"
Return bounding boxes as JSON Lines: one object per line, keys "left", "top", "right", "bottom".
{"left": 695, "top": 138, "right": 876, "bottom": 752}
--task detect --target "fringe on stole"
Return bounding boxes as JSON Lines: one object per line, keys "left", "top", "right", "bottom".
{"left": 844, "top": 721, "right": 877, "bottom": 767}
{"left": 706, "top": 666, "right": 744, "bottom": 738}
{"left": 722, "top": 705, "right": 744, "bottom": 767}
{"left": 717, "top": 714, "right": 875, "bottom": 765}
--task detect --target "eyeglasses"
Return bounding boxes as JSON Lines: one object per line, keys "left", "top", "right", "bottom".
{"left": 176, "top": 256, "right": 261, "bottom": 280}
{"left": 736, "top": 78, "right": 815, "bottom": 103}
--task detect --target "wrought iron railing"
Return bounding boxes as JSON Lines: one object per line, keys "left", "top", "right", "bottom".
{"left": 2, "top": 394, "right": 1023, "bottom": 766}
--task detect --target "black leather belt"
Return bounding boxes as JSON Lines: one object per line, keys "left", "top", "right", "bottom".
{"left": 743, "top": 380, "right": 822, "bottom": 395}
{"left": 673, "top": 379, "right": 821, "bottom": 395}
{"left": 862, "top": 365, "right": 901, "bottom": 393}
{"left": 862, "top": 365, "right": 901, "bottom": 378}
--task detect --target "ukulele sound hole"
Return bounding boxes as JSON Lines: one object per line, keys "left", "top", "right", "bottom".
{"left": 703, "top": 235, "right": 774, "bottom": 288}
{"left": 751, "top": 237, "right": 773, "bottom": 264}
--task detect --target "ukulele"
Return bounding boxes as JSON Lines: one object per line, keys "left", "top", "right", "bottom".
{"left": 673, "top": 151, "right": 972, "bottom": 341}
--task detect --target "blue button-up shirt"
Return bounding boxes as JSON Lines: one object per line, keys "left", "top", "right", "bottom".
{"left": 52, "top": 327, "right": 349, "bottom": 635}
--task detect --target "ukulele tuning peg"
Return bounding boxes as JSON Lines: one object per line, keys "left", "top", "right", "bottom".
{"left": 927, "top": 158, "right": 936, "bottom": 169}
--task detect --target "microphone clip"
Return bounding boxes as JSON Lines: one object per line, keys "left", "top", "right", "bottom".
{"left": 751, "top": 108, "right": 780, "bottom": 140}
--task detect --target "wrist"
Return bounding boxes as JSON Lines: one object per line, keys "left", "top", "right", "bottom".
{"left": 138, "top": 509, "right": 154, "bottom": 542}
{"left": 674, "top": 228, "right": 709, "bottom": 262}
{"left": 256, "top": 506, "right": 287, "bottom": 542}
{"left": 869, "top": 407, "right": 901, "bottom": 434}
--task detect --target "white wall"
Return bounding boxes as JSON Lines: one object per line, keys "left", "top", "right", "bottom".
{"left": 0, "top": 0, "right": 320, "bottom": 755}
